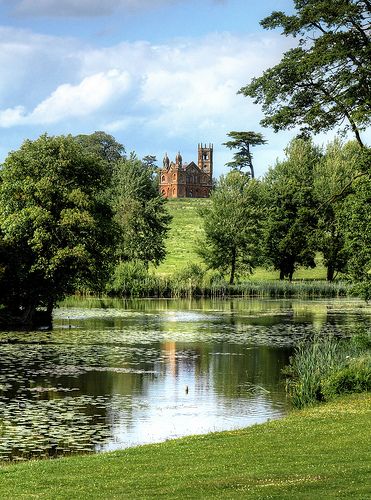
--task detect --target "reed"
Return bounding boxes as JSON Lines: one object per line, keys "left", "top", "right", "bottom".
{"left": 284, "top": 333, "right": 371, "bottom": 408}
{"left": 106, "top": 261, "right": 351, "bottom": 298}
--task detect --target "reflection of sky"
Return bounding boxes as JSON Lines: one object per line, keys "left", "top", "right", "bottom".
{"left": 103, "top": 360, "right": 284, "bottom": 452}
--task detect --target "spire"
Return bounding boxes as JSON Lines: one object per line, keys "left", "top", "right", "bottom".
{"left": 163, "top": 152, "right": 170, "bottom": 169}
{"left": 176, "top": 151, "right": 182, "bottom": 167}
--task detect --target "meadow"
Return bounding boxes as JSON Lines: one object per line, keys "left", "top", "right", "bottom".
{"left": 155, "top": 198, "right": 328, "bottom": 280}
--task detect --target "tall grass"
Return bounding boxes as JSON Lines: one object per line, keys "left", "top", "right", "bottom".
{"left": 107, "top": 260, "right": 350, "bottom": 298}
{"left": 106, "top": 261, "right": 350, "bottom": 298}
{"left": 284, "top": 333, "right": 371, "bottom": 408}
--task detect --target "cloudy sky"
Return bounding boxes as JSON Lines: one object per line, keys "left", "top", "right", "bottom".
{"left": 0, "top": 0, "right": 338, "bottom": 177}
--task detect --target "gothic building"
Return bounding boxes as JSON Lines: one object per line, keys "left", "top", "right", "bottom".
{"left": 159, "top": 144, "right": 213, "bottom": 198}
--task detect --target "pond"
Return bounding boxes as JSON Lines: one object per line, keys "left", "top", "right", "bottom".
{"left": 0, "top": 297, "right": 369, "bottom": 461}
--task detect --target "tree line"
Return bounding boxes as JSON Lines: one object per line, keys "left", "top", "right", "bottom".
{"left": 200, "top": 137, "right": 370, "bottom": 292}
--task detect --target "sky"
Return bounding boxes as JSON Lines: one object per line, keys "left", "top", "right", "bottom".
{"left": 0, "top": 0, "right": 352, "bottom": 177}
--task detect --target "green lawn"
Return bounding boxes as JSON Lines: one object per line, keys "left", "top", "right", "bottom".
{"left": 156, "top": 198, "right": 327, "bottom": 280}
{"left": 0, "top": 393, "right": 369, "bottom": 499}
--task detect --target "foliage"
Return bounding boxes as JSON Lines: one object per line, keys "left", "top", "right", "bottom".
{"left": 112, "top": 153, "right": 172, "bottom": 266}
{"left": 240, "top": 0, "right": 371, "bottom": 147}
{"left": 341, "top": 172, "right": 371, "bottom": 297}
{"left": 313, "top": 139, "right": 361, "bottom": 280}
{"left": 106, "top": 260, "right": 166, "bottom": 297}
{"left": 0, "top": 134, "right": 114, "bottom": 324}
{"left": 198, "top": 171, "right": 263, "bottom": 284}
{"left": 285, "top": 334, "right": 371, "bottom": 408}
{"left": 223, "top": 131, "right": 266, "bottom": 178}
{"left": 262, "top": 138, "right": 321, "bottom": 280}
{"left": 74, "top": 131, "right": 125, "bottom": 165}
{"left": 170, "top": 263, "right": 205, "bottom": 297}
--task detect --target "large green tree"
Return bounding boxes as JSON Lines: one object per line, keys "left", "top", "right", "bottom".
{"left": 262, "top": 138, "right": 321, "bottom": 280}
{"left": 112, "top": 154, "right": 171, "bottom": 266}
{"left": 313, "top": 139, "right": 362, "bottom": 280}
{"left": 198, "top": 171, "right": 263, "bottom": 284}
{"left": 0, "top": 134, "right": 115, "bottom": 325}
{"left": 223, "top": 131, "right": 267, "bottom": 179}
{"left": 341, "top": 175, "right": 371, "bottom": 299}
{"left": 240, "top": 0, "right": 370, "bottom": 147}
{"left": 74, "top": 131, "right": 126, "bottom": 165}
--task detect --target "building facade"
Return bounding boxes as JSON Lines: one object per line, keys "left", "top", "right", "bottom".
{"left": 159, "top": 144, "right": 213, "bottom": 198}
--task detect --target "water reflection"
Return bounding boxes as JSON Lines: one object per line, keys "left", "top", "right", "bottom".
{"left": 0, "top": 297, "right": 369, "bottom": 460}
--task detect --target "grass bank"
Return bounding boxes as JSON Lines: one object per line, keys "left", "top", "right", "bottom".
{"left": 0, "top": 393, "right": 369, "bottom": 499}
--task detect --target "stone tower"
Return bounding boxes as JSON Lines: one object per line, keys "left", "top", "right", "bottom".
{"left": 198, "top": 143, "right": 213, "bottom": 178}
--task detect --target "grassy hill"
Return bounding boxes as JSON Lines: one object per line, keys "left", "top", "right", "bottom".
{"left": 155, "top": 198, "right": 208, "bottom": 275}
{"left": 155, "top": 198, "right": 327, "bottom": 280}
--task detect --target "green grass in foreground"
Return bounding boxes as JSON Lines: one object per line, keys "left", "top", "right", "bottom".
{"left": 155, "top": 198, "right": 328, "bottom": 280}
{"left": 0, "top": 394, "right": 369, "bottom": 499}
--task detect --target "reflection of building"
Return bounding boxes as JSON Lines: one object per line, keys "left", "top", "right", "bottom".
{"left": 164, "top": 341, "right": 177, "bottom": 376}
{"left": 159, "top": 144, "right": 213, "bottom": 198}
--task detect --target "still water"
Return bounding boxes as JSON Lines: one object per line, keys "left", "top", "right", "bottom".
{"left": 0, "top": 297, "right": 369, "bottom": 461}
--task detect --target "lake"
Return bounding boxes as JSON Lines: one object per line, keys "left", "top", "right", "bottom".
{"left": 0, "top": 297, "right": 369, "bottom": 461}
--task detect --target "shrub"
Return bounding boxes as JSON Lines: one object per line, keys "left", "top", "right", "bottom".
{"left": 322, "top": 356, "right": 371, "bottom": 398}
{"left": 106, "top": 261, "right": 165, "bottom": 297}
{"left": 171, "top": 264, "right": 205, "bottom": 297}
{"left": 285, "top": 334, "right": 371, "bottom": 408}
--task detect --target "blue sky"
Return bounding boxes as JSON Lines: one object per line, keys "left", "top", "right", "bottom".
{"left": 0, "top": 0, "right": 353, "bottom": 177}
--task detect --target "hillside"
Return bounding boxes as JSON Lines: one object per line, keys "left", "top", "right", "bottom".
{"left": 155, "top": 198, "right": 209, "bottom": 275}
{"left": 155, "top": 197, "right": 327, "bottom": 280}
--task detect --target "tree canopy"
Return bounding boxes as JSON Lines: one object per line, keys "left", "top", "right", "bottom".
{"left": 74, "top": 131, "right": 126, "bottom": 164}
{"left": 198, "top": 171, "right": 263, "bottom": 284}
{"left": 223, "top": 131, "right": 267, "bottom": 179}
{"left": 262, "top": 137, "right": 321, "bottom": 280}
{"left": 112, "top": 154, "right": 171, "bottom": 267}
{"left": 239, "top": 0, "right": 371, "bottom": 147}
{"left": 0, "top": 134, "right": 115, "bottom": 325}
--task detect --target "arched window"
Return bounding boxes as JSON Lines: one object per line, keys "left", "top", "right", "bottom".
{"left": 161, "top": 175, "right": 165, "bottom": 182}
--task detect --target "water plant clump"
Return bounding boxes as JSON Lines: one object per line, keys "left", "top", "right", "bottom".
{"left": 106, "top": 261, "right": 351, "bottom": 299}
{"left": 284, "top": 333, "right": 371, "bottom": 408}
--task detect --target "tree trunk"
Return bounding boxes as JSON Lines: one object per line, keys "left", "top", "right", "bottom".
{"left": 229, "top": 248, "right": 236, "bottom": 285}
{"left": 327, "top": 264, "right": 335, "bottom": 282}
{"left": 279, "top": 269, "right": 285, "bottom": 280}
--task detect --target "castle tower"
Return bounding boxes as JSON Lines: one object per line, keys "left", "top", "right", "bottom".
{"left": 198, "top": 143, "right": 213, "bottom": 177}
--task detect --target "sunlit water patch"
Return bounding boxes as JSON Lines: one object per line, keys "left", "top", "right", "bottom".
{"left": 0, "top": 297, "right": 369, "bottom": 461}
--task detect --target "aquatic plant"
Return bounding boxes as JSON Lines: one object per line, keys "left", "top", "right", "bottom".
{"left": 284, "top": 333, "right": 371, "bottom": 408}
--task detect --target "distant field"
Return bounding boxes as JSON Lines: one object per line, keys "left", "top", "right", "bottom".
{"left": 155, "top": 197, "right": 327, "bottom": 280}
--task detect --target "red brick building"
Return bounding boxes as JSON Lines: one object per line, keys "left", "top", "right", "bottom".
{"left": 159, "top": 144, "right": 213, "bottom": 198}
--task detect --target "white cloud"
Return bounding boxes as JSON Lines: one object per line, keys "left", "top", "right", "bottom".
{"left": 0, "top": 70, "right": 131, "bottom": 126}
{"left": 0, "top": 27, "right": 298, "bottom": 173}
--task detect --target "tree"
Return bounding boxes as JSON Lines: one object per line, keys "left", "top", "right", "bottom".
{"left": 262, "top": 138, "right": 321, "bottom": 280}
{"left": 112, "top": 154, "right": 171, "bottom": 266}
{"left": 0, "top": 134, "right": 115, "bottom": 325}
{"left": 341, "top": 174, "right": 371, "bottom": 299}
{"left": 223, "top": 131, "right": 267, "bottom": 179}
{"left": 142, "top": 155, "right": 157, "bottom": 169}
{"left": 198, "top": 171, "right": 263, "bottom": 284}
{"left": 313, "top": 139, "right": 361, "bottom": 280}
{"left": 239, "top": 0, "right": 370, "bottom": 147}
{"left": 74, "top": 131, "right": 125, "bottom": 164}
